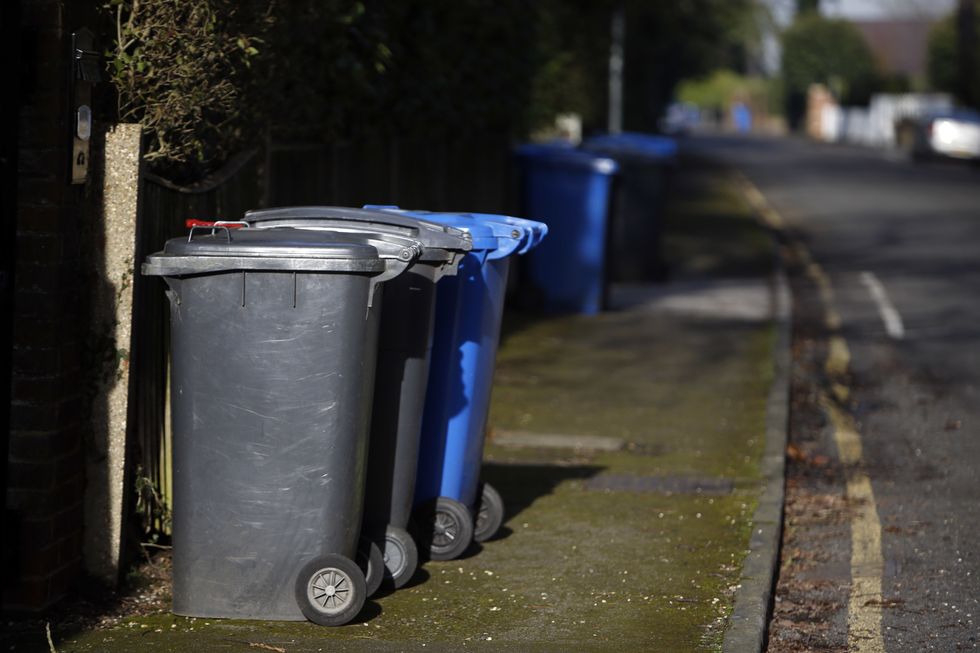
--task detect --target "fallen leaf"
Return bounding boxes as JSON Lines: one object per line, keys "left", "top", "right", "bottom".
{"left": 786, "top": 444, "right": 805, "bottom": 462}
{"left": 249, "top": 643, "right": 286, "bottom": 653}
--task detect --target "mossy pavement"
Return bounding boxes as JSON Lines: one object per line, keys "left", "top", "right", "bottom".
{"left": 17, "top": 158, "right": 777, "bottom": 652}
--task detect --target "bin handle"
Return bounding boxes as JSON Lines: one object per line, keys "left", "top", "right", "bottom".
{"left": 187, "top": 225, "right": 235, "bottom": 243}
{"left": 185, "top": 219, "right": 249, "bottom": 230}
{"left": 367, "top": 257, "right": 414, "bottom": 310}
{"left": 432, "top": 251, "right": 466, "bottom": 282}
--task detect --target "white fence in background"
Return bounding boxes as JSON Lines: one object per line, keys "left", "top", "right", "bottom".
{"left": 817, "top": 93, "right": 953, "bottom": 147}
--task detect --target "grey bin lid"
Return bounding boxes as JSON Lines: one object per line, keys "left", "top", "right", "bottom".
{"left": 142, "top": 227, "right": 387, "bottom": 277}
{"left": 258, "top": 226, "right": 423, "bottom": 265}
{"left": 244, "top": 206, "right": 473, "bottom": 263}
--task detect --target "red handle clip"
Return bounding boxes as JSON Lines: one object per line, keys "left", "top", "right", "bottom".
{"left": 185, "top": 219, "right": 247, "bottom": 229}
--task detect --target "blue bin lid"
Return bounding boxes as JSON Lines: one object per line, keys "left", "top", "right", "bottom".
{"left": 582, "top": 132, "right": 678, "bottom": 161}
{"left": 364, "top": 206, "right": 545, "bottom": 259}
{"left": 515, "top": 142, "right": 618, "bottom": 175}
{"left": 461, "top": 213, "right": 548, "bottom": 255}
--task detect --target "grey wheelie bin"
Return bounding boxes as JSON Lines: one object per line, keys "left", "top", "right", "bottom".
{"left": 142, "top": 225, "right": 417, "bottom": 626}
{"left": 242, "top": 207, "right": 472, "bottom": 589}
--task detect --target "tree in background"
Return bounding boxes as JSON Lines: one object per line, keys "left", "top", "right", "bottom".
{"left": 781, "top": 13, "right": 878, "bottom": 129}
{"left": 621, "top": 0, "right": 761, "bottom": 133}
{"left": 927, "top": 0, "right": 980, "bottom": 108}
{"left": 524, "top": 0, "right": 611, "bottom": 134}
{"left": 676, "top": 70, "right": 779, "bottom": 124}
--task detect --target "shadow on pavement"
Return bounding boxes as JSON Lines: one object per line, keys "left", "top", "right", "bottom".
{"left": 480, "top": 461, "right": 605, "bottom": 533}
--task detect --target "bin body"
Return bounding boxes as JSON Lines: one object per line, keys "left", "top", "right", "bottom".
{"left": 144, "top": 228, "right": 387, "bottom": 621}
{"left": 372, "top": 210, "right": 547, "bottom": 514}
{"left": 516, "top": 143, "right": 617, "bottom": 315}
{"left": 241, "top": 208, "right": 470, "bottom": 534}
{"left": 415, "top": 252, "right": 509, "bottom": 509}
{"left": 367, "top": 263, "right": 440, "bottom": 527}
{"left": 582, "top": 133, "right": 677, "bottom": 282}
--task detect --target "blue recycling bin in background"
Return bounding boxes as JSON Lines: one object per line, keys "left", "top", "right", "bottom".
{"left": 732, "top": 102, "right": 752, "bottom": 133}
{"left": 582, "top": 132, "right": 677, "bottom": 283}
{"left": 515, "top": 143, "right": 618, "bottom": 315}
{"left": 368, "top": 207, "right": 547, "bottom": 561}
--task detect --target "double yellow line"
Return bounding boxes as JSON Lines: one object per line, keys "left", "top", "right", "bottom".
{"left": 739, "top": 173, "right": 885, "bottom": 652}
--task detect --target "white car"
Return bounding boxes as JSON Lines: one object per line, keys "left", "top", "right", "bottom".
{"left": 895, "top": 109, "right": 980, "bottom": 162}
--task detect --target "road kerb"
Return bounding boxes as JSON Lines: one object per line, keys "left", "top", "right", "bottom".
{"left": 722, "top": 265, "right": 791, "bottom": 653}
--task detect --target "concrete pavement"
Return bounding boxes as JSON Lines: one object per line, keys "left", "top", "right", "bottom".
{"left": 4, "top": 150, "right": 790, "bottom": 653}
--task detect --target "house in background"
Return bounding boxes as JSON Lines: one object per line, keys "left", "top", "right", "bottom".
{"left": 853, "top": 18, "right": 937, "bottom": 87}
{"left": 823, "top": 0, "right": 958, "bottom": 87}
{"left": 760, "top": 0, "right": 955, "bottom": 81}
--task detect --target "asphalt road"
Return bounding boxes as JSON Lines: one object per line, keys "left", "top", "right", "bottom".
{"left": 689, "top": 134, "right": 980, "bottom": 651}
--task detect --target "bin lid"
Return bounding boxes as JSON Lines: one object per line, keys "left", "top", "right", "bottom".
{"left": 515, "top": 142, "right": 618, "bottom": 175}
{"left": 461, "top": 213, "right": 549, "bottom": 255}
{"left": 363, "top": 206, "right": 544, "bottom": 260}
{"left": 582, "top": 132, "right": 678, "bottom": 161}
{"left": 255, "top": 225, "right": 423, "bottom": 264}
{"left": 242, "top": 206, "right": 472, "bottom": 263}
{"left": 142, "top": 226, "right": 387, "bottom": 277}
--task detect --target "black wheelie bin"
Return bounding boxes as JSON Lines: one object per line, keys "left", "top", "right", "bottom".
{"left": 142, "top": 225, "right": 417, "bottom": 625}
{"left": 242, "top": 207, "right": 472, "bottom": 588}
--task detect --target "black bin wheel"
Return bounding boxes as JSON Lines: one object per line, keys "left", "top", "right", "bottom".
{"left": 474, "top": 482, "right": 504, "bottom": 543}
{"left": 415, "top": 497, "right": 474, "bottom": 561}
{"left": 383, "top": 525, "right": 419, "bottom": 589}
{"left": 356, "top": 536, "right": 384, "bottom": 598}
{"left": 295, "top": 554, "right": 366, "bottom": 626}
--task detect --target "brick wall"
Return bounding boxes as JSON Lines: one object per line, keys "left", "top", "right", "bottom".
{"left": 4, "top": 0, "right": 93, "bottom": 611}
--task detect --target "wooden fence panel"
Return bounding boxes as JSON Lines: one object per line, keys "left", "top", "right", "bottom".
{"left": 131, "top": 152, "right": 260, "bottom": 537}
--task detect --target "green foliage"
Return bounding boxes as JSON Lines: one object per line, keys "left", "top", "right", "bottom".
{"left": 104, "top": 0, "right": 538, "bottom": 177}
{"left": 622, "top": 0, "right": 761, "bottom": 132}
{"left": 370, "top": 0, "right": 537, "bottom": 137}
{"left": 677, "top": 70, "right": 777, "bottom": 115}
{"left": 780, "top": 13, "right": 879, "bottom": 128}
{"left": 134, "top": 465, "right": 172, "bottom": 540}
{"left": 928, "top": 6, "right": 980, "bottom": 107}
{"left": 525, "top": 0, "right": 611, "bottom": 133}
{"left": 782, "top": 14, "right": 878, "bottom": 104}
{"left": 929, "top": 14, "right": 960, "bottom": 93}
{"left": 104, "top": 0, "right": 764, "bottom": 178}
{"left": 106, "top": 0, "right": 269, "bottom": 178}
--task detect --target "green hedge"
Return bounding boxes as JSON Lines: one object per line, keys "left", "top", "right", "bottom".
{"left": 105, "top": 0, "right": 755, "bottom": 179}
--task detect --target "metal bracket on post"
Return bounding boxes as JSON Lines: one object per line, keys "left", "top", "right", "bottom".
{"left": 70, "top": 28, "right": 100, "bottom": 185}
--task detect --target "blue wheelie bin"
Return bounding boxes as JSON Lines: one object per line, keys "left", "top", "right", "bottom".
{"left": 367, "top": 207, "right": 548, "bottom": 561}
{"left": 240, "top": 207, "right": 473, "bottom": 590}
{"left": 582, "top": 132, "right": 677, "bottom": 283}
{"left": 516, "top": 143, "right": 618, "bottom": 315}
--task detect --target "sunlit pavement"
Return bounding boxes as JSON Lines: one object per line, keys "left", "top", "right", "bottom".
{"left": 18, "top": 148, "right": 790, "bottom": 653}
